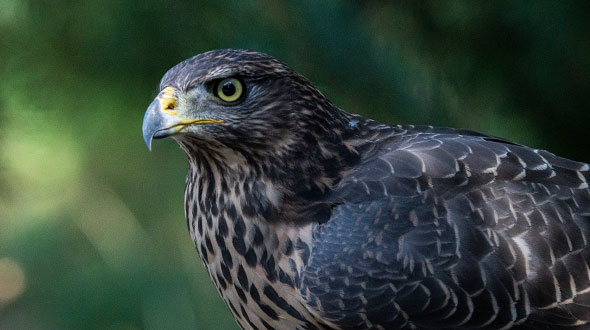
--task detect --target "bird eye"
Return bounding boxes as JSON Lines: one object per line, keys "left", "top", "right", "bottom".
{"left": 215, "top": 78, "right": 244, "bottom": 103}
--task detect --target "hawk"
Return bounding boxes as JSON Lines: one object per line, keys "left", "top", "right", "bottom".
{"left": 142, "top": 49, "right": 590, "bottom": 330}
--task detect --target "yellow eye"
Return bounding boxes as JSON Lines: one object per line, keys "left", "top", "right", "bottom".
{"left": 215, "top": 78, "right": 243, "bottom": 103}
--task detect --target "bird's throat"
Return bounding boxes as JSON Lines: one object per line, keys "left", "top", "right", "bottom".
{"left": 182, "top": 146, "right": 324, "bottom": 329}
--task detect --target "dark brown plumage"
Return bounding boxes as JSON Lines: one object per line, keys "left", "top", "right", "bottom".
{"left": 143, "top": 49, "right": 590, "bottom": 329}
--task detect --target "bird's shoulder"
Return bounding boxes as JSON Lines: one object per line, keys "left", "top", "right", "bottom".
{"left": 337, "top": 123, "right": 589, "bottom": 203}
{"left": 300, "top": 123, "right": 590, "bottom": 329}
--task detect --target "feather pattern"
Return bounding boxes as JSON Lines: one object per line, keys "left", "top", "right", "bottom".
{"left": 143, "top": 49, "right": 590, "bottom": 330}
{"left": 302, "top": 119, "right": 590, "bottom": 329}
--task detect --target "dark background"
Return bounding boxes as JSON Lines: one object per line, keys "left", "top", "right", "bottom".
{"left": 1, "top": 1, "right": 589, "bottom": 329}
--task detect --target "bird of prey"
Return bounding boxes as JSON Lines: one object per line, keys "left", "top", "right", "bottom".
{"left": 142, "top": 49, "right": 590, "bottom": 330}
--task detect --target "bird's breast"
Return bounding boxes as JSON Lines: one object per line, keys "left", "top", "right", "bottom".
{"left": 184, "top": 165, "right": 327, "bottom": 329}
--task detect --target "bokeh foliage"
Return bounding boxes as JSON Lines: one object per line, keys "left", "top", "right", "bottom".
{"left": 0, "top": 1, "right": 589, "bottom": 329}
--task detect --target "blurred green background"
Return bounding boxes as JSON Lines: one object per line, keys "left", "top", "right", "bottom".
{"left": 1, "top": 1, "right": 589, "bottom": 329}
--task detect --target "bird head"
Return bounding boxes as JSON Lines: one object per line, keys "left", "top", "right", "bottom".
{"left": 143, "top": 49, "right": 360, "bottom": 206}
{"left": 142, "top": 49, "right": 343, "bottom": 154}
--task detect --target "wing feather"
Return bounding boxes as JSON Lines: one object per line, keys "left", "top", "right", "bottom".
{"left": 302, "top": 130, "right": 590, "bottom": 329}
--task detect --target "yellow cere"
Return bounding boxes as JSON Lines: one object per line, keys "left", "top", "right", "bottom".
{"left": 159, "top": 86, "right": 178, "bottom": 114}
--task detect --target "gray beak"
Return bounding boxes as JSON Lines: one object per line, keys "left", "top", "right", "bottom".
{"left": 142, "top": 97, "right": 224, "bottom": 151}
{"left": 141, "top": 97, "right": 192, "bottom": 150}
{"left": 142, "top": 99, "right": 166, "bottom": 151}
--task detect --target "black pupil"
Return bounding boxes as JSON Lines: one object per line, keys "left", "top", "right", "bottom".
{"left": 222, "top": 81, "right": 236, "bottom": 96}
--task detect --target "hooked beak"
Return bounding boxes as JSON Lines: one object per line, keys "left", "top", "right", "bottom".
{"left": 142, "top": 94, "right": 224, "bottom": 151}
